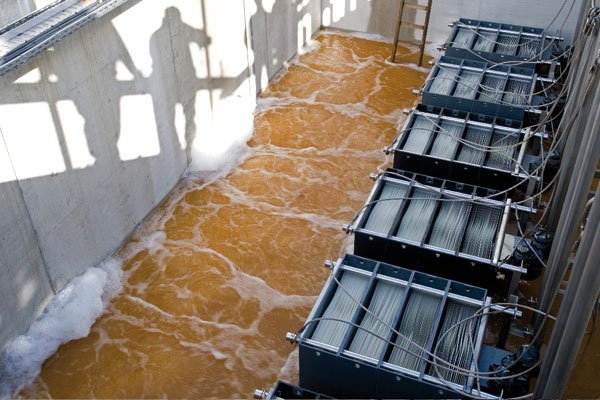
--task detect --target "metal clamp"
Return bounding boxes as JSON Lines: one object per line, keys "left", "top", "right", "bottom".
{"left": 342, "top": 224, "right": 355, "bottom": 234}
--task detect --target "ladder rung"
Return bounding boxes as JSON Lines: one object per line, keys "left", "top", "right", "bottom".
{"left": 395, "top": 39, "right": 423, "bottom": 47}
{"left": 400, "top": 22, "right": 426, "bottom": 31}
{"left": 404, "top": 3, "right": 429, "bottom": 11}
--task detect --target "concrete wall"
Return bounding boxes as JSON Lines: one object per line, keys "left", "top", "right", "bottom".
{"left": 0, "top": 0, "right": 321, "bottom": 351}
{"left": 321, "top": 0, "right": 585, "bottom": 47}
{"left": 250, "top": 0, "right": 322, "bottom": 93}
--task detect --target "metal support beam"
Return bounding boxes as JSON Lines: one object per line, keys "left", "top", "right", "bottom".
{"left": 535, "top": 183, "right": 600, "bottom": 398}
{"left": 548, "top": 19, "right": 599, "bottom": 231}
{"left": 535, "top": 33, "right": 600, "bottom": 333}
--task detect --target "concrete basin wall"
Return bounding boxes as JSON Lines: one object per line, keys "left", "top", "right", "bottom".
{"left": 0, "top": 0, "right": 321, "bottom": 352}
{"left": 321, "top": 0, "right": 584, "bottom": 46}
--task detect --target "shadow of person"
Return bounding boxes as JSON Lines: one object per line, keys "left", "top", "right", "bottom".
{"left": 149, "top": 6, "right": 211, "bottom": 163}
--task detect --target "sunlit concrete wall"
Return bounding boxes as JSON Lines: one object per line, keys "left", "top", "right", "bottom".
{"left": 250, "top": 0, "right": 322, "bottom": 93}
{"left": 321, "top": 0, "right": 584, "bottom": 47}
{"left": 0, "top": 0, "right": 321, "bottom": 351}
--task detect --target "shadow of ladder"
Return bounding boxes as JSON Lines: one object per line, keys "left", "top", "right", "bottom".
{"left": 389, "top": 0, "right": 432, "bottom": 67}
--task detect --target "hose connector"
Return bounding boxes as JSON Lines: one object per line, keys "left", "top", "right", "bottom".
{"left": 285, "top": 332, "right": 299, "bottom": 344}
{"left": 254, "top": 389, "right": 267, "bottom": 399}
{"left": 412, "top": 88, "right": 422, "bottom": 95}
{"left": 342, "top": 224, "right": 355, "bottom": 234}
{"left": 369, "top": 173, "right": 379, "bottom": 181}
{"left": 324, "top": 259, "right": 335, "bottom": 269}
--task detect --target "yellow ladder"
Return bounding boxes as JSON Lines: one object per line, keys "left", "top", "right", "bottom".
{"left": 390, "top": 0, "right": 433, "bottom": 66}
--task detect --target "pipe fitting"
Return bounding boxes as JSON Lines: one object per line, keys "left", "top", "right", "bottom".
{"left": 254, "top": 389, "right": 267, "bottom": 399}
{"left": 412, "top": 88, "right": 422, "bottom": 95}
{"left": 285, "top": 332, "right": 299, "bottom": 344}
{"left": 324, "top": 259, "right": 335, "bottom": 269}
{"left": 342, "top": 224, "right": 355, "bottom": 234}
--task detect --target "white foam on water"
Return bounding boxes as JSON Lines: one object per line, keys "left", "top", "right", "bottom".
{"left": 0, "top": 258, "right": 123, "bottom": 399}
{"left": 187, "top": 95, "right": 255, "bottom": 183}
{"left": 299, "top": 39, "right": 321, "bottom": 55}
{"left": 320, "top": 29, "right": 392, "bottom": 44}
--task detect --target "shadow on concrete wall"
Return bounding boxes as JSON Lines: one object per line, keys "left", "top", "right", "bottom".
{"left": 0, "top": 0, "right": 322, "bottom": 350}
{"left": 0, "top": 0, "right": 253, "bottom": 347}
{"left": 250, "top": 0, "right": 320, "bottom": 94}
{"left": 319, "top": 0, "right": 420, "bottom": 44}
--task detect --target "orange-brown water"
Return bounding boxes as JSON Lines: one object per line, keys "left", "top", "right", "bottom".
{"left": 21, "top": 32, "right": 429, "bottom": 398}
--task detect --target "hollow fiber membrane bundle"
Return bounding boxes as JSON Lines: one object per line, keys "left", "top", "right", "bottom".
{"left": 395, "top": 189, "right": 438, "bottom": 243}
{"left": 430, "top": 301, "right": 479, "bottom": 385}
{"left": 456, "top": 127, "right": 493, "bottom": 165}
{"left": 517, "top": 37, "right": 540, "bottom": 58}
{"left": 460, "top": 205, "right": 501, "bottom": 259}
{"left": 388, "top": 291, "right": 440, "bottom": 370}
{"left": 478, "top": 75, "right": 505, "bottom": 103}
{"left": 453, "top": 71, "right": 480, "bottom": 99}
{"left": 452, "top": 28, "right": 476, "bottom": 49}
{"left": 349, "top": 281, "right": 405, "bottom": 359}
{"left": 495, "top": 34, "right": 519, "bottom": 55}
{"left": 473, "top": 31, "right": 497, "bottom": 52}
{"left": 502, "top": 79, "right": 529, "bottom": 106}
{"left": 429, "top": 121, "right": 463, "bottom": 160}
{"left": 364, "top": 183, "right": 408, "bottom": 235}
{"left": 402, "top": 116, "right": 437, "bottom": 154}
{"left": 428, "top": 201, "right": 472, "bottom": 251}
{"left": 311, "top": 272, "right": 369, "bottom": 348}
{"left": 429, "top": 68, "right": 458, "bottom": 95}
{"left": 485, "top": 132, "right": 517, "bottom": 170}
